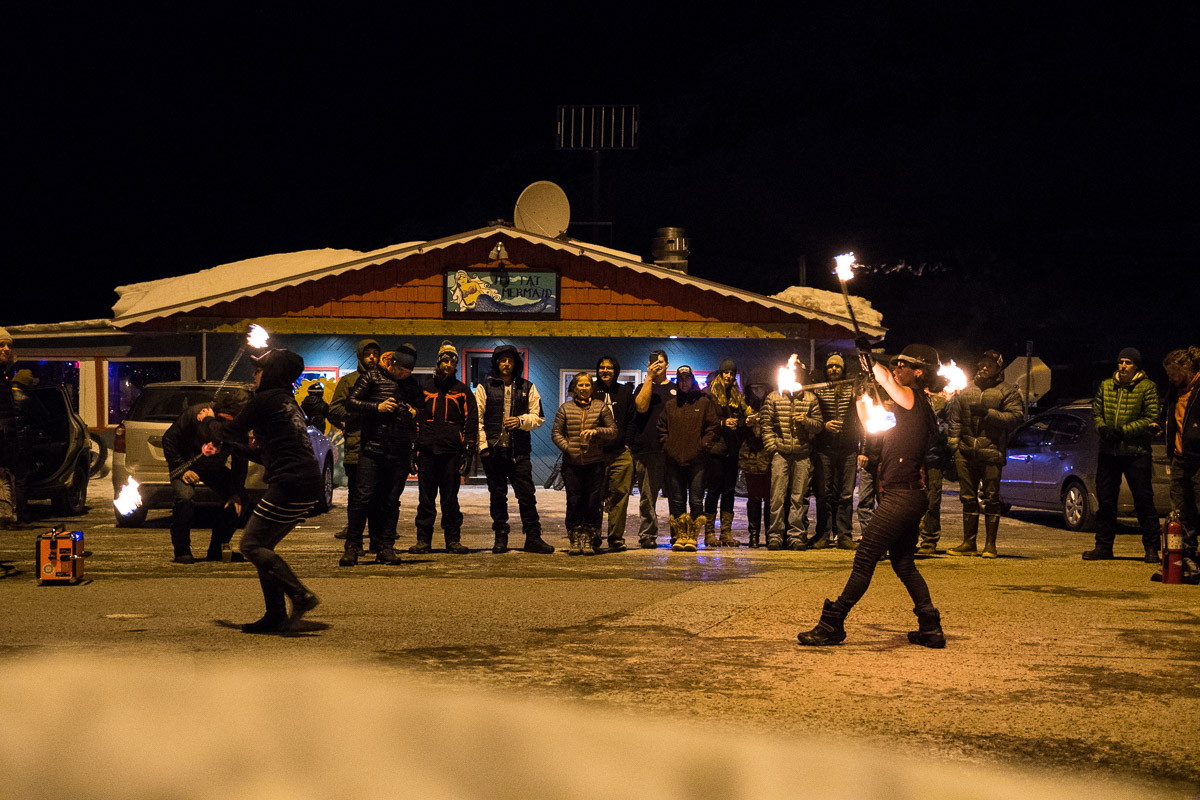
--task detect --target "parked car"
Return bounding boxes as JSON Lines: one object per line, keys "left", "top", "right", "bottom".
{"left": 111, "top": 381, "right": 335, "bottom": 526}
{"left": 25, "top": 384, "right": 91, "bottom": 515}
{"left": 999, "top": 401, "right": 1171, "bottom": 531}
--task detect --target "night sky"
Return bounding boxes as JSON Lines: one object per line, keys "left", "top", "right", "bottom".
{"left": 10, "top": 7, "right": 1197, "bottom": 395}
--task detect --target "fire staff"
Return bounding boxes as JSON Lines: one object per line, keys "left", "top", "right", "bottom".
{"left": 797, "top": 343, "right": 946, "bottom": 649}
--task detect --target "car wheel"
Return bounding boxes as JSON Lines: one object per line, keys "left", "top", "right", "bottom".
{"left": 314, "top": 457, "right": 334, "bottom": 514}
{"left": 114, "top": 504, "right": 149, "bottom": 527}
{"left": 1061, "top": 480, "right": 1095, "bottom": 532}
{"left": 53, "top": 463, "right": 89, "bottom": 516}
{"left": 87, "top": 433, "right": 110, "bottom": 478}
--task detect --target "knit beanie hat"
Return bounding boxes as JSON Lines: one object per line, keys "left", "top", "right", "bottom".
{"left": 0, "top": 327, "right": 11, "bottom": 344}
{"left": 1118, "top": 347, "right": 1142, "bottom": 368}
{"left": 718, "top": 358, "right": 737, "bottom": 374}
{"left": 437, "top": 340, "right": 458, "bottom": 361}
{"left": 825, "top": 353, "right": 845, "bottom": 369}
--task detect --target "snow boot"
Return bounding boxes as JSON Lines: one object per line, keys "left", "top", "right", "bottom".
{"left": 492, "top": 527, "right": 510, "bottom": 554}
{"left": 702, "top": 515, "right": 718, "bottom": 548}
{"left": 338, "top": 541, "right": 359, "bottom": 567}
{"left": 947, "top": 512, "right": 979, "bottom": 556}
{"left": 719, "top": 512, "right": 737, "bottom": 547}
{"left": 797, "top": 599, "right": 849, "bottom": 646}
{"left": 670, "top": 516, "right": 686, "bottom": 552}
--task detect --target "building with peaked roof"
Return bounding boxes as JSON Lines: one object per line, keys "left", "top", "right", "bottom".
{"left": 9, "top": 224, "right": 884, "bottom": 482}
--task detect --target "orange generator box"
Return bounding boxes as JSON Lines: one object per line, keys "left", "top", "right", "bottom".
{"left": 37, "top": 529, "right": 86, "bottom": 585}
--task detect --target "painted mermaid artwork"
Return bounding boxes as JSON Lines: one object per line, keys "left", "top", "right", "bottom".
{"left": 448, "top": 269, "right": 556, "bottom": 313}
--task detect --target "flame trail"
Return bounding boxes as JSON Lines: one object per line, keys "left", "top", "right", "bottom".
{"left": 247, "top": 324, "right": 270, "bottom": 349}
{"left": 834, "top": 252, "right": 856, "bottom": 282}
{"left": 939, "top": 360, "right": 968, "bottom": 394}
{"left": 861, "top": 393, "right": 896, "bottom": 433}
{"left": 776, "top": 354, "right": 803, "bottom": 395}
{"left": 113, "top": 478, "right": 142, "bottom": 516}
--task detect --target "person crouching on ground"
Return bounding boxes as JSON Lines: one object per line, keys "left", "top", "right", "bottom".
{"left": 1161, "top": 346, "right": 1199, "bottom": 578}
{"left": 552, "top": 372, "right": 617, "bottom": 555}
{"left": 658, "top": 366, "right": 719, "bottom": 552}
{"left": 797, "top": 343, "right": 946, "bottom": 649}
{"left": 198, "top": 348, "right": 322, "bottom": 634}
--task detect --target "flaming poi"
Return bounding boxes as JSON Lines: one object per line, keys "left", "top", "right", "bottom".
{"left": 938, "top": 360, "right": 968, "bottom": 394}
{"left": 834, "top": 252, "right": 856, "bottom": 282}
{"left": 861, "top": 392, "right": 896, "bottom": 434}
{"left": 776, "top": 354, "right": 804, "bottom": 395}
{"left": 247, "top": 323, "right": 270, "bottom": 349}
{"left": 113, "top": 478, "right": 142, "bottom": 516}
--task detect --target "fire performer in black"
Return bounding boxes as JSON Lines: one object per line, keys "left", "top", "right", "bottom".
{"left": 199, "top": 348, "right": 321, "bottom": 633}
{"left": 797, "top": 343, "right": 945, "bottom": 649}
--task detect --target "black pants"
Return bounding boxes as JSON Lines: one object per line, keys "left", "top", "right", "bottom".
{"left": 414, "top": 451, "right": 463, "bottom": 545}
{"left": 703, "top": 453, "right": 739, "bottom": 518}
{"left": 170, "top": 465, "right": 239, "bottom": 557}
{"left": 814, "top": 447, "right": 857, "bottom": 540}
{"left": 837, "top": 487, "right": 935, "bottom": 616}
{"left": 481, "top": 448, "right": 541, "bottom": 537}
{"left": 562, "top": 461, "right": 605, "bottom": 530}
{"left": 239, "top": 483, "right": 317, "bottom": 615}
{"left": 346, "top": 450, "right": 409, "bottom": 547}
{"left": 1095, "top": 452, "right": 1160, "bottom": 549}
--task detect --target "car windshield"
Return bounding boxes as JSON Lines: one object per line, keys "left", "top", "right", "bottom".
{"left": 127, "top": 386, "right": 252, "bottom": 422}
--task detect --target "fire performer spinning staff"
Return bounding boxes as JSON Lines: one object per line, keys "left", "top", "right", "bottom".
{"left": 199, "top": 348, "right": 321, "bottom": 633}
{"left": 797, "top": 342, "right": 946, "bottom": 649}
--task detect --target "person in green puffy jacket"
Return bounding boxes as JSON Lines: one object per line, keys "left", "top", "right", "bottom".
{"left": 1083, "top": 347, "right": 1161, "bottom": 563}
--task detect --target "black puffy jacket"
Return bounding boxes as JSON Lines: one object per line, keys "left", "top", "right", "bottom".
{"left": 346, "top": 367, "right": 421, "bottom": 462}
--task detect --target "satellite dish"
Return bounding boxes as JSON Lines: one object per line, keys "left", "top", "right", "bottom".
{"left": 514, "top": 181, "right": 571, "bottom": 238}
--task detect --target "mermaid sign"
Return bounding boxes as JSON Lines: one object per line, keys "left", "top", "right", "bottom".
{"left": 444, "top": 267, "right": 560, "bottom": 319}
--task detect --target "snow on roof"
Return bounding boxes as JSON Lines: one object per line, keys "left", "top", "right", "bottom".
{"left": 770, "top": 286, "right": 883, "bottom": 329}
{"left": 109, "top": 225, "right": 884, "bottom": 336}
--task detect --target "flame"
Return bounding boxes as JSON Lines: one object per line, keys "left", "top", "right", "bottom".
{"left": 939, "top": 360, "right": 968, "bottom": 394}
{"left": 834, "top": 252, "right": 856, "bottom": 282}
{"left": 113, "top": 478, "right": 143, "bottom": 516}
{"left": 776, "top": 354, "right": 804, "bottom": 395}
{"left": 861, "top": 393, "right": 896, "bottom": 433}
{"left": 247, "top": 324, "right": 270, "bottom": 349}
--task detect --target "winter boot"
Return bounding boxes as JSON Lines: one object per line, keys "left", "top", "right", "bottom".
{"left": 408, "top": 536, "right": 433, "bottom": 555}
{"left": 522, "top": 533, "right": 556, "bottom": 554}
{"left": 836, "top": 533, "right": 859, "bottom": 550}
{"left": 639, "top": 532, "right": 658, "bottom": 549}
{"left": 807, "top": 532, "right": 830, "bottom": 550}
{"left": 682, "top": 514, "right": 699, "bottom": 552}
{"left": 947, "top": 513, "right": 979, "bottom": 556}
{"left": 719, "top": 512, "right": 737, "bottom": 547}
{"left": 766, "top": 530, "right": 784, "bottom": 551}
{"left": 241, "top": 575, "right": 288, "bottom": 634}
{"left": 568, "top": 527, "right": 583, "bottom": 556}
{"left": 607, "top": 531, "right": 628, "bottom": 553}
{"left": 1143, "top": 544, "right": 1160, "bottom": 564}
{"left": 748, "top": 529, "right": 761, "bottom": 548}
{"left": 283, "top": 589, "right": 320, "bottom": 631}
{"left": 980, "top": 514, "right": 1000, "bottom": 559}
{"left": 492, "top": 528, "right": 510, "bottom": 554}
{"left": 581, "top": 527, "right": 597, "bottom": 556}
{"left": 702, "top": 515, "right": 718, "bottom": 548}
{"left": 338, "top": 540, "right": 359, "bottom": 567}
{"left": 445, "top": 539, "right": 470, "bottom": 554}
{"left": 796, "top": 599, "right": 849, "bottom": 646}
{"left": 670, "top": 516, "right": 686, "bottom": 552}
{"left": 907, "top": 607, "right": 946, "bottom": 649}
{"left": 788, "top": 533, "right": 809, "bottom": 551}
{"left": 375, "top": 545, "right": 402, "bottom": 565}
{"left": 591, "top": 529, "right": 604, "bottom": 554}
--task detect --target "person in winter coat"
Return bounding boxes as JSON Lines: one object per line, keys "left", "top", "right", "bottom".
{"left": 946, "top": 350, "right": 1024, "bottom": 558}
{"left": 761, "top": 360, "right": 825, "bottom": 550}
{"left": 198, "top": 348, "right": 322, "bottom": 634}
{"left": 339, "top": 345, "right": 421, "bottom": 567}
{"left": 738, "top": 380, "right": 772, "bottom": 548}
{"left": 812, "top": 353, "right": 861, "bottom": 550}
{"left": 797, "top": 343, "right": 946, "bottom": 649}
{"left": 1084, "top": 347, "right": 1161, "bottom": 562}
{"left": 163, "top": 393, "right": 249, "bottom": 563}
{"left": 411, "top": 341, "right": 478, "bottom": 554}
{"left": 474, "top": 345, "right": 554, "bottom": 555}
{"left": 702, "top": 358, "right": 749, "bottom": 547}
{"left": 658, "top": 366, "right": 720, "bottom": 552}
{"left": 300, "top": 382, "right": 329, "bottom": 432}
{"left": 594, "top": 355, "right": 636, "bottom": 552}
{"left": 0, "top": 330, "right": 27, "bottom": 527}
{"left": 917, "top": 376, "right": 953, "bottom": 554}
{"left": 328, "top": 339, "right": 382, "bottom": 549}
{"left": 629, "top": 349, "right": 674, "bottom": 548}
{"left": 1162, "top": 345, "right": 1200, "bottom": 576}
{"left": 9, "top": 368, "right": 51, "bottom": 525}
{"left": 552, "top": 372, "right": 617, "bottom": 555}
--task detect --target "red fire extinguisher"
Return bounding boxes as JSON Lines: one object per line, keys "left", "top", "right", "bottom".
{"left": 1161, "top": 513, "right": 1185, "bottom": 585}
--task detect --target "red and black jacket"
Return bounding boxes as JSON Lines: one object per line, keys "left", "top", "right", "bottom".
{"left": 417, "top": 373, "right": 477, "bottom": 456}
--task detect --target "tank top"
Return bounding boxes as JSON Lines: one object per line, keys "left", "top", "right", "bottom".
{"left": 877, "top": 388, "right": 936, "bottom": 489}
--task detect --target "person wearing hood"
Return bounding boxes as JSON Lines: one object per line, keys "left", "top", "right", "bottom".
{"left": 812, "top": 353, "right": 861, "bottom": 551}
{"left": 339, "top": 345, "right": 422, "bottom": 566}
{"left": 594, "top": 355, "right": 636, "bottom": 552}
{"left": 798, "top": 343, "right": 946, "bottom": 649}
{"left": 657, "top": 366, "right": 719, "bottom": 551}
{"left": 300, "top": 381, "right": 329, "bottom": 432}
{"left": 411, "top": 341, "right": 478, "bottom": 554}
{"left": 8, "top": 366, "right": 51, "bottom": 525}
{"left": 702, "top": 358, "right": 749, "bottom": 547}
{"left": 474, "top": 344, "right": 554, "bottom": 555}
{"left": 1084, "top": 347, "right": 1161, "bottom": 562}
{"left": 198, "top": 349, "right": 322, "bottom": 634}
{"left": 552, "top": 372, "right": 618, "bottom": 555}
{"left": 945, "top": 349, "right": 1024, "bottom": 558}
{"left": 761, "top": 359, "right": 825, "bottom": 550}
{"left": 328, "top": 339, "right": 383, "bottom": 552}
{"left": 1162, "top": 346, "right": 1200, "bottom": 578}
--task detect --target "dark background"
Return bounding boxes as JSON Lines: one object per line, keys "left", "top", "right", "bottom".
{"left": 9, "top": 7, "right": 1197, "bottom": 400}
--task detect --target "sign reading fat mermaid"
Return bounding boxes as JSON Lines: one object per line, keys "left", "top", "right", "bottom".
{"left": 444, "top": 266, "right": 560, "bottom": 319}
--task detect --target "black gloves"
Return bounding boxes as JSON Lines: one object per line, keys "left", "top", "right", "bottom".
{"left": 1097, "top": 425, "right": 1123, "bottom": 443}
{"left": 459, "top": 448, "right": 475, "bottom": 476}
{"left": 855, "top": 336, "right": 873, "bottom": 373}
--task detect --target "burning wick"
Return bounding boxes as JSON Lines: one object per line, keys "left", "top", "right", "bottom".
{"left": 834, "top": 252, "right": 856, "bottom": 282}
{"left": 776, "top": 354, "right": 804, "bottom": 395}
{"left": 939, "top": 361, "right": 968, "bottom": 394}
{"left": 247, "top": 324, "right": 270, "bottom": 349}
{"left": 114, "top": 478, "right": 143, "bottom": 516}
{"left": 861, "top": 393, "right": 896, "bottom": 433}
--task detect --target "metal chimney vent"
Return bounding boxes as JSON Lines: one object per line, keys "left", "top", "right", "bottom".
{"left": 652, "top": 227, "right": 690, "bottom": 273}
